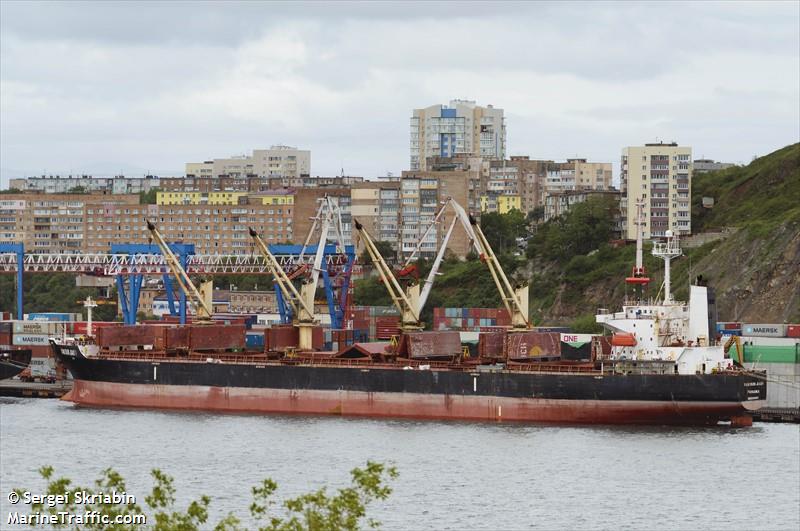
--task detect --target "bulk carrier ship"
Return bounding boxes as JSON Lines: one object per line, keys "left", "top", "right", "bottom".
{"left": 53, "top": 201, "right": 766, "bottom": 426}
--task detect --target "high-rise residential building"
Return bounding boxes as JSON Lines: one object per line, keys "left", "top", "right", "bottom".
{"left": 620, "top": 142, "right": 692, "bottom": 239}
{"left": 410, "top": 100, "right": 506, "bottom": 171}
{"left": 185, "top": 145, "right": 311, "bottom": 180}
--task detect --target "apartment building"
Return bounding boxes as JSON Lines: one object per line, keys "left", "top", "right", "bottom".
{"left": 480, "top": 194, "right": 522, "bottom": 214}
{"left": 0, "top": 193, "right": 294, "bottom": 254}
{"left": 8, "top": 175, "right": 161, "bottom": 195}
{"left": 545, "top": 159, "right": 613, "bottom": 195}
{"left": 185, "top": 145, "right": 311, "bottom": 180}
{"left": 620, "top": 142, "right": 692, "bottom": 239}
{"left": 411, "top": 100, "right": 506, "bottom": 171}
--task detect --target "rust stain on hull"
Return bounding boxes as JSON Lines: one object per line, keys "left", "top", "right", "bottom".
{"left": 65, "top": 380, "right": 749, "bottom": 426}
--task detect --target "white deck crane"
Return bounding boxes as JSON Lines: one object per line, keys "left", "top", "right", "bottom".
{"left": 146, "top": 220, "right": 213, "bottom": 321}
{"left": 353, "top": 219, "right": 423, "bottom": 331}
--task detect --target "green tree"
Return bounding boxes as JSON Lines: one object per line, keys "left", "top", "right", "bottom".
{"left": 15, "top": 462, "right": 397, "bottom": 531}
{"left": 139, "top": 188, "right": 160, "bottom": 205}
{"left": 480, "top": 209, "right": 528, "bottom": 255}
{"left": 359, "top": 241, "right": 396, "bottom": 266}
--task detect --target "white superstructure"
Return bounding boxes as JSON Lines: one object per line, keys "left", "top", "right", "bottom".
{"left": 596, "top": 231, "right": 734, "bottom": 375}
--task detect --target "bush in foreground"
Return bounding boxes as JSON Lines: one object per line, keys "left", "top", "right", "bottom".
{"left": 13, "top": 461, "right": 398, "bottom": 530}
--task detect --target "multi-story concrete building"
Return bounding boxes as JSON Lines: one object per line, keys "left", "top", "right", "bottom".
{"left": 185, "top": 145, "right": 310, "bottom": 180}
{"left": 693, "top": 159, "right": 736, "bottom": 174}
{"left": 0, "top": 193, "right": 294, "bottom": 254}
{"left": 8, "top": 175, "right": 161, "bottom": 195}
{"left": 411, "top": 100, "right": 505, "bottom": 171}
{"left": 545, "top": 159, "right": 613, "bottom": 195}
{"left": 620, "top": 142, "right": 692, "bottom": 239}
{"left": 480, "top": 194, "right": 522, "bottom": 214}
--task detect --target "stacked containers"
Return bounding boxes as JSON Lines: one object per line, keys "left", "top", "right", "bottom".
{"left": 432, "top": 308, "right": 511, "bottom": 331}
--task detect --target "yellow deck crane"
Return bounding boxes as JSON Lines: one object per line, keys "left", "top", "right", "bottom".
{"left": 468, "top": 213, "right": 531, "bottom": 331}
{"left": 353, "top": 219, "right": 423, "bottom": 331}
{"left": 402, "top": 197, "right": 531, "bottom": 331}
{"left": 248, "top": 228, "right": 320, "bottom": 350}
{"left": 146, "top": 220, "right": 213, "bottom": 322}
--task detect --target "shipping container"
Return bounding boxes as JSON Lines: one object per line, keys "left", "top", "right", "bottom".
{"left": 25, "top": 312, "right": 76, "bottom": 322}
{"left": 13, "top": 321, "right": 65, "bottom": 335}
{"left": 28, "top": 356, "right": 57, "bottom": 379}
{"left": 165, "top": 327, "right": 190, "bottom": 350}
{"left": 742, "top": 324, "right": 787, "bottom": 338}
{"left": 98, "top": 325, "right": 165, "bottom": 348}
{"left": 189, "top": 324, "right": 246, "bottom": 351}
{"left": 12, "top": 334, "right": 52, "bottom": 346}
{"left": 402, "top": 331, "right": 461, "bottom": 359}
{"left": 0, "top": 322, "right": 11, "bottom": 333}
{"left": 478, "top": 331, "right": 506, "bottom": 359}
{"left": 731, "top": 344, "right": 800, "bottom": 363}
{"left": 740, "top": 336, "right": 799, "bottom": 347}
{"left": 742, "top": 361, "right": 799, "bottom": 409}
{"left": 506, "top": 332, "right": 561, "bottom": 360}
{"left": 266, "top": 325, "right": 299, "bottom": 352}
{"left": 787, "top": 325, "right": 800, "bottom": 338}
{"left": 245, "top": 332, "right": 266, "bottom": 349}
{"left": 0, "top": 331, "right": 12, "bottom": 345}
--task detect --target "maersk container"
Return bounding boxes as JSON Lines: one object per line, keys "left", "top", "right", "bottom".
{"left": 742, "top": 324, "right": 787, "bottom": 338}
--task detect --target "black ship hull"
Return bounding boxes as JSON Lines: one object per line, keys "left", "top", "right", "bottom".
{"left": 0, "top": 349, "right": 32, "bottom": 380}
{"left": 54, "top": 343, "right": 766, "bottom": 426}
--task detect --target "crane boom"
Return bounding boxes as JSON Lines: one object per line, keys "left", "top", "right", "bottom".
{"left": 146, "top": 220, "right": 212, "bottom": 320}
{"left": 468, "top": 214, "right": 530, "bottom": 330}
{"left": 354, "top": 219, "right": 421, "bottom": 330}
{"left": 248, "top": 228, "right": 314, "bottom": 321}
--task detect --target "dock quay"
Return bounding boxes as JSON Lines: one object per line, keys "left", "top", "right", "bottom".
{"left": 0, "top": 379, "right": 72, "bottom": 398}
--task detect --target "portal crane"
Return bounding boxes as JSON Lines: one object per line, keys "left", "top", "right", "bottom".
{"left": 146, "top": 220, "right": 213, "bottom": 321}
{"left": 353, "top": 219, "right": 422, "bottom": 331}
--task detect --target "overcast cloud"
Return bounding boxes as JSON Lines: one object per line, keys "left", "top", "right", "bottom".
{"left": 1, "top": 1, "right": 798, "bottom": 187}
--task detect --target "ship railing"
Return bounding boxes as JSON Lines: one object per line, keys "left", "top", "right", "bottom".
{"left": 508, "top": 363, "right": 600, "bottom": 374}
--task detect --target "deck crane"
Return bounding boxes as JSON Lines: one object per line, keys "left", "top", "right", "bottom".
{"left": 353, "top": 219, "right": 423, "bottom": 331}
{"left": 146, "top": 220, "right": 213, "bottom": 321}
{"left": 248, "top": 227, "right": 320, "bottom": 350}
{"left": 402, "top": 198, "right": 530, "bottom": 331}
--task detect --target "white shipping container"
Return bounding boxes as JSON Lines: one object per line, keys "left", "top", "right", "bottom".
{"left": 743, "top": 362, "right": 800, "bottom": 409}
{"left": 29, "top": 356, "right": 56, "bottom": 378}
{"left": 12, "top": 321, "right": 64, "bottom": 335}
{"left": 12, "top": 334, "right": 51, "bottom": 346}
{"left": 742, "top": 324, "right": 787, "bottom": 338}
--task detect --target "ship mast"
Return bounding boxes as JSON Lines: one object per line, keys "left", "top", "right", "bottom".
{"left": 625, "top": 197, "right": 650, "bottom": 300}
{"left": 652, "top": 230, "right": 682, "bottom": 304}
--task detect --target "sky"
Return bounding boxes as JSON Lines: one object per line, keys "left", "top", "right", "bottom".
{"left": 1, "top": 1, "right": 798, "bottom": 188}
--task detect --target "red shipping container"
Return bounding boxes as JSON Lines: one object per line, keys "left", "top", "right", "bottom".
{"left": 724, "top": 322, "right": 742, "bottom": 330}
{"left": 505, "top": 332, "right": 561, "bottom": 360}
{"left": 266, "top": 325, "right": 299, "bottom": 352}
{"left": 165, "top": 327, "right": 191, "bottom": 350}
{"left": 478, "top": 331, "right": 506, "bottom": 359}
{"left": 312, "top": 326, "right": 324, "bottom": 350}
{"left": 0, "top": 331, "right": 12, "bottom": 345}
{"left": 189, "top": 324, "right": 245, "bottom": 351}
{"left": 402, "top": 331, "right": 461, "bottom": 359}
{"left": 787, "top": 325, "right": 800, "bottom": 338}
{"left": 98, "top": 325, "right": 164, "bottom": 348}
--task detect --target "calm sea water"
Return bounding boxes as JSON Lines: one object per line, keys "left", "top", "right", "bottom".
{"left": 1, "top": 398, "right": 798, "bottom": 530}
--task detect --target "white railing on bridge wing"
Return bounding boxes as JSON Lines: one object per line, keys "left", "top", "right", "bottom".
{"left": 0, "top": 252, "right": 349, "bottom": 275}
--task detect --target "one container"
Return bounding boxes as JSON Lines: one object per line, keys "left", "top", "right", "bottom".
{"left": 506, "top": 332, "right": 561, "bottom": 360}
{"left": 13, "top": 321, "right": 64, "bottom": 336}
{"left": 189, "top": 324, "right": 246, "bottom": 351}
{"left": 478, "top": 331, "right": 506, "bottom": 359}
{"left": 787, "top": 325, "right": 800, "bottom": 338}
{"left": 12, "top": 334, "right": 51, "bottom": 346}
{"left": 403, "top": 331, "right": 461, "bottom": 360}
{"left": 742, "top": 324, "right": 787, "bottom": 338}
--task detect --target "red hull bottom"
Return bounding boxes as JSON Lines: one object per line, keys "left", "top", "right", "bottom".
{"left": 64, "top": 381, "right": 751, "bottom": 426}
